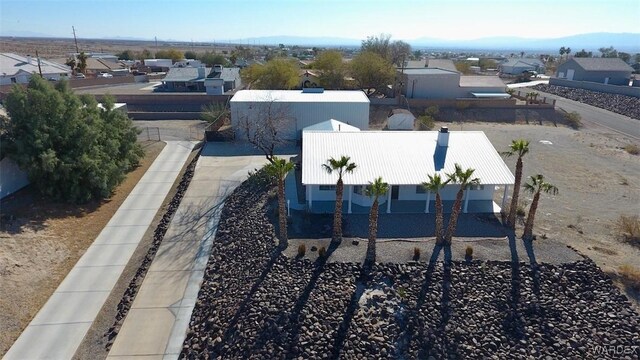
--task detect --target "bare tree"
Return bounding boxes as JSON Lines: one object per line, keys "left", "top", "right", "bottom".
{"left": 236, "top": 95, "right": 295, "bottom": 163}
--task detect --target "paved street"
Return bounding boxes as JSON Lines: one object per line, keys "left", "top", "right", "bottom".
{"left": 4, "top": 141, "right": 197, "bottom": 360}
{"left": 531, "top": 89, "right": 640, "bottom": 140}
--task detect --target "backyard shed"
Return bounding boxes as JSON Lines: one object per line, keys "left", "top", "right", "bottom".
{"left": 230, "top": 89, "right": 370, "bottom": 140}
{"left": 387, "top": 109, "right": 416, "bottom": 130}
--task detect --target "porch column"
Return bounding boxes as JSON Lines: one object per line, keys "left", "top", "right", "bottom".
{"left": 386, "top": 187, "right": 392, "bottom": 213}
{"left": 425, "top": 191, "right": 431, "bottom": 213}
{"left": 307, "top": 185, "right": 312, "bottom": 211}
{"left": 501, "top": 185, "right": 509, "bottom": 210}
{"left": 348, "top": 185, "right": 353, "bottom": 214}
{"left": 463, "top": 188, "right": 470, "bottom": 213}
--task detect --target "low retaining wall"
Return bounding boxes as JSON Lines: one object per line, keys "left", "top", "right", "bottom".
{"left": 550, "top": 78, "right": 640, "bottom": 98}
{"left": 407, "top": 98, "right": 521, "bottom": 108}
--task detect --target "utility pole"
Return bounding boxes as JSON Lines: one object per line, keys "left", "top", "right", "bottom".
{"left": 35, "top": 50, "right": 43, "bottom": 77}
{"left": 72, "top": 26, "right": 79, "bottom": 53}
{"left": 155, "top": 36, "right": 158, "bottom": 52}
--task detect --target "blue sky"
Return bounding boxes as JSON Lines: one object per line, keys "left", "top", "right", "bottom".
{"left": 1, "top": 0, "right": 638, "bottom": 41}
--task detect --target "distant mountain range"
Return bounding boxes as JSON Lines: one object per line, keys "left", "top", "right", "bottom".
{"left": 230, "top": 33, "right": 640, "bottom": 52}
{"left": 2, "top": 31, "right": 639, "bottom": 52}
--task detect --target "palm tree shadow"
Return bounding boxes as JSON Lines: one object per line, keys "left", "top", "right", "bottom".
{"left": 396, "top": 242, "right": 444, "bottom": 358}
{"left": 523, "top": 237, "right": 541, "bottom": 296}
{"left": 438, "top": 245, "right": 460, "bottom": 357}
{"left": 284, "top": 240, "right": 341, "bottom": 357}
{"left": 504, "top": 232, "right": 526, "bottom": 339}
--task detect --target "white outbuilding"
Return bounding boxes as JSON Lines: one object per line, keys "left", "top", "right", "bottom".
{"left": 230, "top": 89, "right": 370, "bottom": 140}
{"left": 302, "top": 125, "right": 515, "bottom": 214}
{"left": 387, "top": 109, "right": 416, "bottom": 130}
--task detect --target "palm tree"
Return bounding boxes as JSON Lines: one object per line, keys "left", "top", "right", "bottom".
{"left": 322, "top": 156, "right": 357, "bottom": 244}
{"left": 444, "top": 164, "right": 479, "bottom": 244}
{"left": 422, "top": 174, "right": 449, "bottom": 245}
{"left": 501, "top": 139, "right": 530, "bottom": 229}
{"left": 263, "top": 157, "right": 295, "bottom": 246}
{"left": 364, "top": 177, "right": 389, "bottom": 264}
{"left": 77, "top": 52, "right": 88, "bottom": 75}
{"left": 522, "top": 174, "right": 558, "bottom": 241}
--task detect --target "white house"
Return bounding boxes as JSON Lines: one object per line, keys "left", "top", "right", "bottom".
{"left": 0, "top": 53, "right": 71, "bottom": 85}
{"left": 230, "top": 89, "right": 370, "bottom": 140}
{"left": 302, "top": 125, "right": 514, "bottom": 214}
{"left": 387, "top": 109, "right": 415, "bottom": 130}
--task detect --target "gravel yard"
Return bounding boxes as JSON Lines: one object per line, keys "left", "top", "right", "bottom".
{"left": 182, "top": 171, "right": 640, "bottom": 359}
{"left": 532, "top": 84, "right": 640, "bottom": 120}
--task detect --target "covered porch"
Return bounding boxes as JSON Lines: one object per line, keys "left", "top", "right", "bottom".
{"left": 307, "top": 199, "right": 502, "bottom": 214}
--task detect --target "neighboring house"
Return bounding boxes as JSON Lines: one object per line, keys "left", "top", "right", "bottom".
{"left": 302, "top": 125, "right": 514, "bottom": 214}
{"left": 162, "top": 65, "right": 240, "bottom": 93}
{"left": 498, "top": 58, "right": 545, "bottom": 75}
{"left": 230, "top": 89, "right": 370, "bottom": 140}
{"left": 84, "top": 58, "right": 127, "bottom": 76}
{"left": 556, "top": 58, "right": 633, "bottom": 85}
{"left": 427, "top": 59, "right": 458, "bottom": 72}
{"left": 143, "top": 59, "right": 173, "bottom": 72}
{"left": 0, "top": 53, "right": 71, "bottom": 85}
{"left": 174, "top": 59, "right": 203, "bottom": 68}
{"left": 387, "top": 109, "right": 415, "bottom": 130}
{"left": 300, "top": 70, "right": 321, "bottom": 88}
{"left": 400, "top": 68, "right": 507, "bottom": 99}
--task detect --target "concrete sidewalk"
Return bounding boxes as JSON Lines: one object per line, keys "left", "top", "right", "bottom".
{"left": 4, "top": 141, "right": 198, "bottom": 360}
{"left": 107, "top": 142, "right": 275, "bottom": 360}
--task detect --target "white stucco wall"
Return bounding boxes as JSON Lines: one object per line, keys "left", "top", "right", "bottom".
{"left": 0, "top": 157, "right": 29, "bottom": 199}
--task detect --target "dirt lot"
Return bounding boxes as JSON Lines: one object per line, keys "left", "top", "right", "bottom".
{"left": 0, "top": 141, "right": 165, "bottom": 355}
{"left": 454, "top": 121, "right": 640, "bottom": 306}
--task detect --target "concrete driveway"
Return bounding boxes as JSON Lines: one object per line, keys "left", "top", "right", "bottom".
{"left": 106, "top": 142, "right": 293, "bottom": 360}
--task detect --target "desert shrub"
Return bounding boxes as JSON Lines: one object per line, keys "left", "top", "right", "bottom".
{"left": 417, "top": 115, "right": 435, "bottom": 130}
{"left": 516, "top": 201, "right": 528, "bottom": 218}
{"left": 397, "top": 286, "right": 407, "bottom": 299}
{"left": 618, "top": 264, "right": 640, "bottom": 292}
{"left": 425, "top": 105, "right": 440, "bottom": 117}
{"left": 297, "top": 243, "right": 306, "bottom": 257}
{"left": 318, "top": 246, "right": 327, "bottom": 257}
{"left": 623, "top": 144, "right": 639, "bottom": 155}
{"left": 564, "top": 111, "right": 582, "bottom": 129}
{"left": 615, "top": 214, "right": 640, "bottom": 247}
{"left": 413, "top": 247, "right": 421, "bottom": 261}
{"left": 465, "top": 245, "right": 473, "bottom": 258}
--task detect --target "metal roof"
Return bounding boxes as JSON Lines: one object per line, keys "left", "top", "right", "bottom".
{"left": 402, "top": 68, "right": 458, "bottom": 76}
{"left": 570, "top": 58, "right": 634, "bottom": 72}
{"left": 427, "top": 59, "right": 458, "bottom": 72}
{"left": 302, "top": 119, "right": 361, "bottom": 132}
{"left": 230, "top": 90, "right": 370, "bottom": 103}
{"left": 459, "top": 76, "right": 506, "bottom": 87}
{"left": 163, "top": 67, "right": 208, "bottom": 82}
{"left": 302, "top": 131, "right": 515, "bottom": 186}
{"left": 0, "top": 53, "right": 70, "bottom": 76}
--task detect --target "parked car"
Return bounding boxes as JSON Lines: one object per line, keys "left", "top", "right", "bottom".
{"left": 97, "top": 72, "right": 113, "bottom": 78}
{"left": 74, "top": 73, "right": 86, "bottom": 79}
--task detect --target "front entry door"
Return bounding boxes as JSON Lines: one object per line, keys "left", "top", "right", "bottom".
{"left": 391, "top": 186, "right": 399, "bottom": 200}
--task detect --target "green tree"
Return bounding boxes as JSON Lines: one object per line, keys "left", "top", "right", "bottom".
{"left": 390, "top": 40, "right": 411, "bottom": 67}
{"left": 478, "top": 58, "right": 498, "bottom": 70}
{"left": 574, "top": 49, "right": 593, "bottom": 58}
{"left": 349, "top": 51, "right": 395, "bottom": 95}
{"left": 599, "top": 46, "right": 618, "bottom": 58}
{"left": 313, "top": 50, "right": 345, "bottom": 89}
{"left": 198, "top": 51, "right": 229, "bottom": 67}
{"left": 263, "top": 157, "right": 295, "bottom": 246}
{"left": 412, "top": 50, "right": 423, "bottom": 60}
{"left": 361, "top": 33, "right": 391, "bottom": 59}
{"left": 1, "top": 77, "right": 143, "bottom": 203}
{"left": 322, "top": 156, "right": 357, "bottom": 244}
{"left": 116, "top": 50, "right": 135, "bottom": 60}
{"left": 241, "top": 58, "right": 299, "bottom": 89}
{"left": 184, "top": 50, "right": 198, "bottom": 60}
{"left": 444, "top": 164, "right": 480, "bottom": 244}
{"left": 154, "top": 48, "right": 184, "bottom": 63}
{"left": 422, "top": 174, "right": 449, "bottom": 245}
{"left": 501, "top": 139, "right": 530, "bottom": 229}
{"left": 522, "top": 175, "right": 558, "bottom": 241}
{"left": 137, "top": 49, "right": 153, "bottom": 60}
{"left": 65, "top": 57, "right": 76, "bottom": 73}
{"left": 364, "top": 177, "right": 389, "bottom": 264}
{"left": 618, "top": 52, "right": 631, "bottom": 63}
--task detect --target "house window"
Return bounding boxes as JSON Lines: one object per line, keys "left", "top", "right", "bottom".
{"left": 353, "top": 185, "right": 364, "bottom": 195}
{"left": 469, "top": 185, "right": 484, "bottom": 191}
{"left": 416, "top": 185, "right": 426, "bottom": 194}
{"left": 10, "top": 77, "right": 16, "bottom": 83}
{"left": 319, "top": 185, "right": 336, "bottom": 191}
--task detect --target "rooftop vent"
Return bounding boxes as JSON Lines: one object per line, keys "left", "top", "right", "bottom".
{"left": 437, "top": 126, "right": 449, "bottom": 147}
{"left": 302, "top": 87, "right": 324, "bottom": 93}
